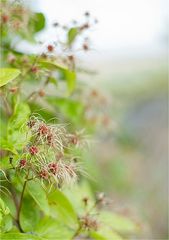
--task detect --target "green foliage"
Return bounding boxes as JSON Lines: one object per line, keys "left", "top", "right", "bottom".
{"left": 0, "top": 1, "right": 141, "bottom": 239}
{"left": 0, "top": 198, "right": 10, "bottom": 216}
{"left": 48, "top": 189, "right": 78, "bottom": 226}
{"left": 67, "top": 27, "right": 79, "bottom": 46}
{"left": 47, "top": 97, "right": 84, "bottom": 125}
{"left": 29, "top": 13, "right": 46, "bottom": 34}
{"left": 39, "top": 60, "right": 67, "bottom": 71}
{"left": 20, "top": 196, "right": 41, "bottom": 232}
{"left": 98, "top": 211, "right": 140, "bottom": 234}
{"left": 90, "top": 229, "right": 123, "bottom": 240}
{"left": 0, "top": 233, "right": 45, "bottom": 240}
{"left": 7, "top": 102, "right": 31, "bottom": 151}
{"left": 64, "top": 69, "right": 76, "bottom": 95}
{"left": 0, "top": 68, "right": 21, "bottom": 87}
{"left": 35, "top": 217, "right": 74, "bottom": 239}
{"left": 0, "top": 199, "right": 12, "bottom": 233}
{"left": 27, "top": 181, "right": 50, "bottom": 215}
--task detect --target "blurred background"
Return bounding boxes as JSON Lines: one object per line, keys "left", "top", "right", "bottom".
{"left": 25, "top": 0, "right": 168, "bottom": 238}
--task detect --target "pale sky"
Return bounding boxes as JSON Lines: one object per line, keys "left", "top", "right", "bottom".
{"left": 33, "top": 0, "right": 167, "bottom": 54}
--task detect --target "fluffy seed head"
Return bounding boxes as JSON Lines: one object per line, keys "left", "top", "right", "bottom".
{"left": 70, "top": 135, "right": 78, "bottom": 145}
{"left": 38, "top": 124, "right": 48, "bottom": 135}
{"left": 48, "top": 162, "right": 58, "bottom": 175}
{"left": 19, "top": 159, "right": 27, "bottom": 168}
{"left": 29, "top": 146, "right": 38, "bottom": 155}
{"left": 81, "top": 216, "right": 98, "bottom": 231}
{"left": 27, "top": 120, "right": 36, "bottom": 128}
{"left": 39, "top": 169, "right": 48, "bottom": 179}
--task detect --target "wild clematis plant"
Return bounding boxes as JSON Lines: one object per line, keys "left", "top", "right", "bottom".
{"left": 0, "top": 0, "right": 140, "bottom": 239}
{"left": 16, "top": 116, "right": 84, "bottom": 187}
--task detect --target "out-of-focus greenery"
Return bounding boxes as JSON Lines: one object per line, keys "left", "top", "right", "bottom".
{"left": 84, "top": 55, "right": 168, "bottom": 238}
{"left": 0, "top": 1, "right": 146, "bottom": 240}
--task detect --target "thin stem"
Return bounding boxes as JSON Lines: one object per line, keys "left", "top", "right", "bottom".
{"left": 27, "top": 91, "right": 38, "bottom": 101}
{"left": 71, "top": 224, "right": 82, "bottom": 240}
{"left": 16, "top": 169, "right": 30, "bottom": 232}
{"left": 6, "top": 172, "right": 22, "bottom": 231}
{"left": 26, "top": 74, "right": 51, "bottom": 102}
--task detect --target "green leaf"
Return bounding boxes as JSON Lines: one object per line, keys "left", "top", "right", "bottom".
{"left": 0, "top": 198, "right": 10, "bottom": 216}
{"left": 67, "top": 27, "right": 78, "bottom": 45}
{"left": 35, "top": 216, "right": 74, "bottom": 239}
{"left": 90, "top": 228, "right": 123, "bottom": 240}
{"left": 27, "top": 181, "right": 49, "bottom": 215}
{"left": 48, "top": 189, "right": 78, "bottom": 227}
{"left": 39, "top": 60, "right": 67, "bottom": 71}
{"left": 29, "top": 13, "right": 45, "bottom": 33}
{"left": 0, "top": 68, "right": 21, "bottom": 87}
{"left": 0, "top": 116, "right": 7, "bottom": 139}
{"left": 0, "top": 215, "right": 13, "bottom": 233}
{"left": 0, "top": 199, "right": 12, "bottom": 233}
{"left": 48, "top": 76, "right": 58, "bottom": 86}
{"left": 47, "top": 97, "right": 84, "bottom": 124}
{"left": 7, "top": 102, "right": 31, "bottom": 150}
{"left": 20, "top": 196, "right": 40, "bottom": 232}
{"left": 0, "top": 233, "right": 44, "bottom": 240}
{"left": 98, "top": 211, "right": 140, "bottom": 234}
{"left": 0, "top": 195, "right": 16, "bottom": 219}
{"left": 0, "top": 139, "right": 18, "bottom": 154}
{"left": 64, "top": 70, "right": 76, "bottom": 95}
{"left": 39, "top": 60, "right": 76, "bottom": 94}
{"left": 64, "top": 181, "right": 95, "bottom": 215}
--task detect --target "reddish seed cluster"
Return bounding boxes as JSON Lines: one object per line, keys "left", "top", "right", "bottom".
{"left": 47, "top": 133, "right": 54, "bottom": 146}
{"left": 48, "top": 162, "right": 58, "bottom": 175}
{"left": 39, "top": 169, "right": 48, "bottom": 179}
{"left": 81, "top": 216, "right": 98, "bottom": 231}
{"left": 7, "top": 54, "right": 16, "bottom": 64}
{"left": 38, "top": 124, "right": 48, "bottom": 135}
{"left": 38, "top": 89, "right": 45, "bottom": 97}
{"left": 9, "top": 87, "right": 18, "bottom": 93}
{"left": 1, "top": 14, "right": 9, "bottom": 23}
{"left": 68, "top": 55, "right": 74, "bottom": 61}
{"left": 29, "top": 146, "right": 38, "bottom": 155}
{"left": 80, "top": 23, "right": 90, "bottom": 31}
{"left": 70, "top": 135, "right": 78, "bottom": 145}
{"left": 83, "top": 43, "right": 89, "bottom": 51}
{"left": 47, "top": 44, "right": 54, "bottom": 52}
{"left": 31, "top": 66, "right": 38, "bottom": 73}
{"left": 27, "top": 120, "right": 36, "bottom": 128}
{"left": 19, "top": 159, "right": 27, "bottom": 168}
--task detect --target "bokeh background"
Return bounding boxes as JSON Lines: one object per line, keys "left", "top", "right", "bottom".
{"left": 24, "top": 0, "right": 168, "bottom": 238}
